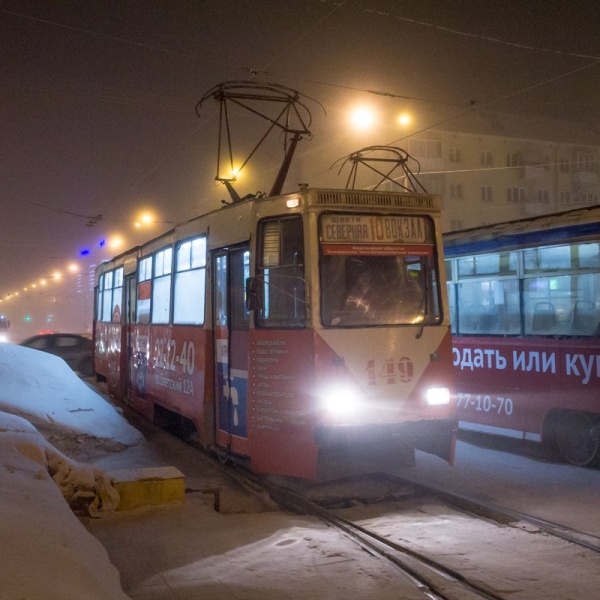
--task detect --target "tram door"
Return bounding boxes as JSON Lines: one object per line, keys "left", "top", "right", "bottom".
{"left": 213, "top": 246, "right": 250, "bottom": 453}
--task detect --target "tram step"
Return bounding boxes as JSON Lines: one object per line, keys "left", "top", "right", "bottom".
{"left": 111, "top": 466, "right": 185, "bottom": 511}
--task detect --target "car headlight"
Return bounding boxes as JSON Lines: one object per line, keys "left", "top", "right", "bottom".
{"left": 426, "top": 387, "right": 450, "bottom": 406}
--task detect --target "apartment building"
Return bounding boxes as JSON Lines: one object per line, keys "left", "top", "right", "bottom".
{"left": 405, "top": 110, "right": 600, "bottom": 232}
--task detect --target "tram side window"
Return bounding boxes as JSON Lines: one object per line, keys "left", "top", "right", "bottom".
{"left": 256, "top": 216, "right": 306, "bottom": 328}
{"left": 173, "top": 237, "right": 206, "bottom": 325}
{"left": 136, "top": 256, "right": 153, "bottom": 324}
{"left": 524, "top": 273, "right": 600, "bottom": 336}
{"left": 152, "top": 247, "right": 173, "bottom": 324}
{"left": 101, "top": 271, "right": 113, "bottom": 322}
{"left": 97, "top": 268, "right": 124, "bottom": 323}
{"left": 523, "top": 242, "right": 600, "bottom": 336}
{"left": 452, "top": 251, "right": 521, "bottom": 335}
{"left": 456, "top": 279, "right": 521, "bottom": 335}
{"left": 96, "top": 275, "right": 105, "bottom": 321}
{"left": 112, "top": 268, "right": 123, "bottom": 322}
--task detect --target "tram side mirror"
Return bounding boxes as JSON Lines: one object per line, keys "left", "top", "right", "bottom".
{"left": 246, "top": 277, "right": 264, "bottom": 311}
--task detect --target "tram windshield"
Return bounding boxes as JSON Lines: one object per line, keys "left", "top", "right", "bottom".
{"left": 319, "top": 214, "right": 442, "bottom": 327}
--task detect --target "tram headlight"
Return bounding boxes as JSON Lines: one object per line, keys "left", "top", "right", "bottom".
{"left": 322, "top": 385, "right": 360, "bottom": 414}
{"left": 426, "top": 387, "right": 450, "bottom": 406}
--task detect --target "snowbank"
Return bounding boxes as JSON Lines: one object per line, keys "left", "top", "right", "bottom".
{"left": 0, "top": 343, "right": 142, "bottom": 449}
{"left": 0, "top": 412, "right": 130, "bottom": 600}
{"left": 0, "top": 343, "right": 146, "bottom": 599}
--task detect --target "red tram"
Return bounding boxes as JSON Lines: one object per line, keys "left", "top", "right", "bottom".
{"left": 94, "top": 188, "right": 456, "bottom": 480}
{"left": 444, "top": 206, "right": 600, "bottom": 466}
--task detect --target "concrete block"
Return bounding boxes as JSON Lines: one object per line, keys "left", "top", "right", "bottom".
{"left": 111, "top": 466, "right": 185, "bottom": 511}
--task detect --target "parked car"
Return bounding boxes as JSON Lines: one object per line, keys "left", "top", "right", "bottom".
{"left": 20, "top": 333, "right": 94, "bottom": 376}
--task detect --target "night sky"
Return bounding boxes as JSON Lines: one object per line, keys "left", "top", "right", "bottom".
{"left": 1, "top": 0, "right": 599, "bottom": 323}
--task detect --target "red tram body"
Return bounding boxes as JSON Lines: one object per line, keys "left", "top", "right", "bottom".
{"left": 94, "top": 188, "right": 456, "bottom": 480}
{"left": 444, "top": 206, "right": 600, "bottom": 466}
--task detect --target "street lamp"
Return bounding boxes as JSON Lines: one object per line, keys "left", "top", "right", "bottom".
{"left": 349, "top": 106, "right": 376, "bottom": 130}
{"left": 397, "top": 112, "right": 412, "bottom": 127}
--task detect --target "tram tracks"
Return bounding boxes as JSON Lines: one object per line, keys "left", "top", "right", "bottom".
{"left": 217, "top": 463, "right": 600, "bottom": 600}
{"left": 385, "top": 473, "right": 600, "bottom": 554}
{"left": 225, "top": 468, "right": 508, "bottom": 600}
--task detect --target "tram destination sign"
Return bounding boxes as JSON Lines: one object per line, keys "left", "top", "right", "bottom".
{"left": 321, "top": 214, "right": 430, "bottom": 244}
{"left": 321, "top": 215, "right": 433, "bottom": 257}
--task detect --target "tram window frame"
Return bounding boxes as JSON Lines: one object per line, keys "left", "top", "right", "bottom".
{"left": 255, "top": 215, "right": 306, "bottom": 329}
{"left": 136, "top": 256, "right": 153, "bottom": 324}
{"left": 173, "top": 236, "right": 207, "bottom": 325}
{"left": 319, "top": 213, "right": 442, "bottom": 328}
{"left": 449, "top": 241, "right": 600, "bottom": 338}
{"left": 457, "top": 251, "right": 517, "bottom": 278}
{"left": 112, "top": 268, "right": 123, "bottom": 322}
{"left": 96, "top": 274, "right": 104, "bottom": 322}
{"left": 151, "top": 247, "right": 173, "bottom": 325}
{"left": 101, "top": 271, "right": 113, "bottom": 322}
{"left": 452, "top": 250, "right": 521, "bottom": 336}
{"left": 456, "top": 277, "right": 522, "bottom": 335}
{"left": 97, "top": 267, "right": 124, "bottom": 323}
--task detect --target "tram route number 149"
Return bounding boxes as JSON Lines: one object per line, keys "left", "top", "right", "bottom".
{"left": 154, "top": 338, "right": 196, "bottom": 376}
{"left": 457, "top": 392, "right": 514, "bottom": 416}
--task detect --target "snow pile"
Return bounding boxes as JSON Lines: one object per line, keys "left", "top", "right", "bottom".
{"left": 0, "top": 412, "right": 130, "bottom": 600}
{"left": 0, "top": 343, "right": 142, "bottom": 453}
{"left": 3, "top": 411, "right": 120, "bottom": 516}
{"left": 0, "top": 343, "right": 148, "bottom": 599}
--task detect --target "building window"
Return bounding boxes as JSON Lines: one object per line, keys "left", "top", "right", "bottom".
{"left": 481, "top": 151, "right": 493, "bottom": 166}
{"left": 559, "top": 158, "right": 570, "bottom": 172}
{"left": 581, "top": 193, "right": 599, "bottom": 205}
{"left": 449, "top": 148, "right": 462, "bottom": 163}
{"left": 450, "top": 219, "right": 464, "bottom": 231}
{"left": 481, "top": 186, "right": 493, "bottom": 202}
{"left": 575, "top": 153, "right": 597, "bottom": 172}
{"left": 450, "top": 184, "right": 464, "bottom": 199}
{"left": 409, "top": 139, "right": 442, "bottom": 159}
{"left": 559, "top": 191, "right": 571, "bottom": 205}
{"left": 506, "top": 153, "right": 522, "bottom": 167}
{"left": 537, "top": 189, "right": 550, "bottom": 203}
{"left": 507, "top": 188, "right": 525, "bottom": 203}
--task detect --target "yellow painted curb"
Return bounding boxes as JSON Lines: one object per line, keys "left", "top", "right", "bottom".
{"left": 111, "top": 466, "right": 185, "bottom": 511}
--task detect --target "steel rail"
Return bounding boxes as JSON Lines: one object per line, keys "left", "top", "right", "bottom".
{"left": 232, "top": 467, "right": 507, "bottom": 600}
{"left": 386, "top": 474, "right": 600, "bottom": 554}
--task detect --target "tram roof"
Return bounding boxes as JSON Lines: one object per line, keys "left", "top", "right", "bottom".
{"left": 444, "top": 205, "right": 600, "bottom": 256}
{"left": 96, "top": 188, "right": 443, "bottom": 274}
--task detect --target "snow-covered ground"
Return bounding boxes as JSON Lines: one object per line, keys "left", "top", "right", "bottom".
{"left": 2, "top": 341, "right": 600, "bottom": 600}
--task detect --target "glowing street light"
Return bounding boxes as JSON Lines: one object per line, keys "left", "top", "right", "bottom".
{"left": 349, "top": 106, "right": 376, "bottom": 130}
{"left": 109, "top": 235, "right": 124, "bottom": 250}
{"left": 397, "top": 112, "right": 412, "bottom": 127}
{"left": 134, "top": 212, "right": 156, "bottom": 228}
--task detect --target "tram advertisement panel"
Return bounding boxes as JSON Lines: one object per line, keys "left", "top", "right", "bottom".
{"left": 128, "top": 325, "right": 207, "bottom": 425}
{"left": 453, "top": 337, "right": 600, "bottom": 439}
{"left": 248, "top": 329, "right": 317, "bottom": 479}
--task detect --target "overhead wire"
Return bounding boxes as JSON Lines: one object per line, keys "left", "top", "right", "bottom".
{"left": 385, "top": 58, "right": 600, "bottom": 147}
{"left": 3, "top": 1, "right": 599, "bottom": 292}
{"left": 316, "top": 0, "right": 600, "bottom": 62}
